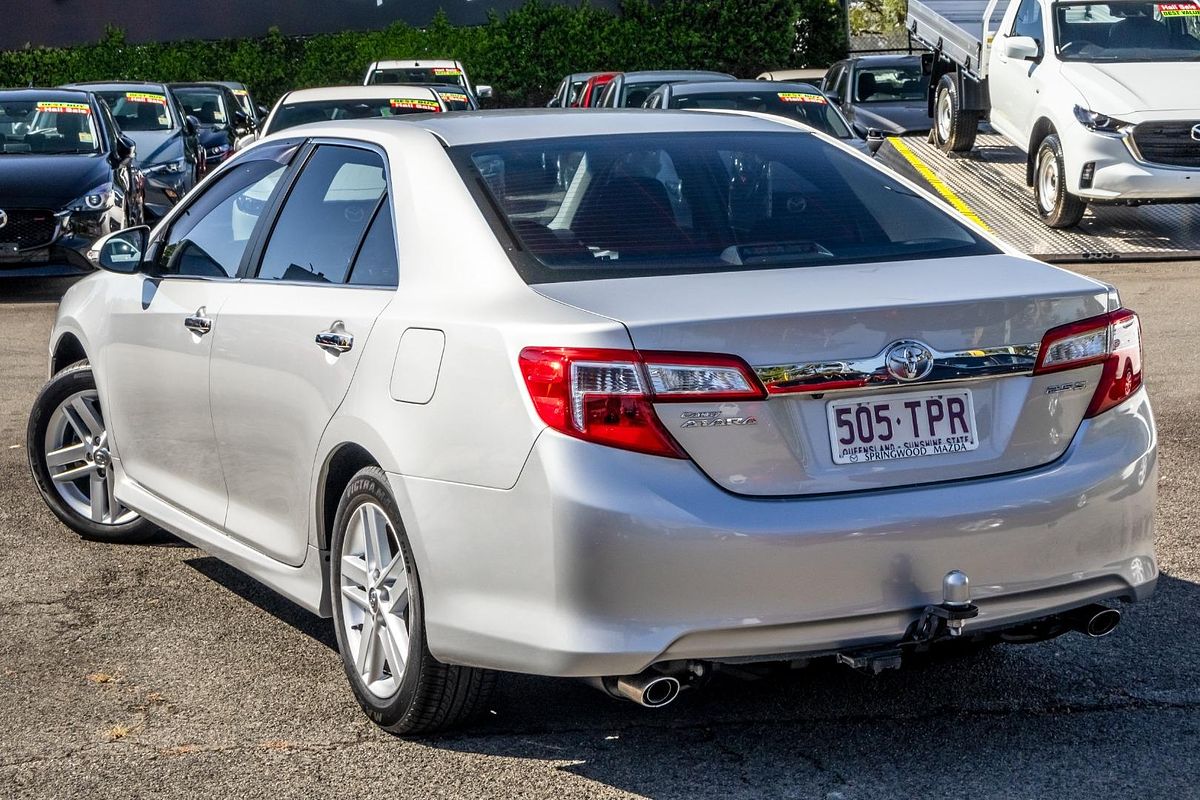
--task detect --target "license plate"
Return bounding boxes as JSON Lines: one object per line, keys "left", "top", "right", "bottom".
{"left": 826, "top": 389, "right": 978, "bottom": 464}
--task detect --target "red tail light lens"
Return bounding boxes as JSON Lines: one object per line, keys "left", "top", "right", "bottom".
{"left": 518, "top": 347, "right": 765, "bottom": 458}
{"left": 1034, "top": 309, "right": 1143, "bottom": 418}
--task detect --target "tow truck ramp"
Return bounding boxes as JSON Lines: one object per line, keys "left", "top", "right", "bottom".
{"left": 877, "top": 132, "right": 1200, "bottom": 262}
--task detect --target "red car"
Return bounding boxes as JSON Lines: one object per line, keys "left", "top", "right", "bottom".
{"left": 576, "top": 72, "right": 616, "bottom": 108}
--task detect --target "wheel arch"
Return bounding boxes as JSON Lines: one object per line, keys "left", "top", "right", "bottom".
{"left": 316, "top": 442, "right": 381, "bottom": 552}
{"left": 50, "top": 331, "right": 88, "bottom": 376}
{"left": 1026, "top": 117, "right": 1057, "bottom": 186}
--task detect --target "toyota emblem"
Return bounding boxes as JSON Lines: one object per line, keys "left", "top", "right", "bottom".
{"left": 0, "top": 209, "right": 7, "bottom": 230}
{"left": 885, "top": 340, "right": 935, "bottom": 382}
{"left": 1192, "top": 124, "right": 1200, "bottom": 141}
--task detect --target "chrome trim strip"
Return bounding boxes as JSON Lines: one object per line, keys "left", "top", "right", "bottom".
{"left": 755, "top": 341, "right": 1041, "bottom": 395}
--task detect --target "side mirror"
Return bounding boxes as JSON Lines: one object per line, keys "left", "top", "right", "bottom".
{"left": 114, "top": 134, "right": 135, "bottom": 160}
{"left": 88, "top": 226, "right": 150, "bottom": 274}
{"left": 185, "top": 115, "right": 200, "bottom": 136}
{"left": 826, "top": 91, "right": 842, "bottom": 105}
{"left": 232, "top": 110, "right": 249, "bottom": 130}
{"left": 866, "top": 128, "right": 886, "bottom": 153}
{"left": 256, "top": 104, "right": 270, "bottom": 119}
{"left": 476, "top": 85, "right": 494, "bottom": 100}
{"left": 1005, "top": 35, "right": 1042, "bottom": 62}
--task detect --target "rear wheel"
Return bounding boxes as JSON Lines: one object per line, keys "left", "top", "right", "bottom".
{"left": 1034, "top": 134, "right": 1087, "bottom": 228}
{"left": 932, "top": 74, "right": 978, "bottom": 153}
{"left": 27, "top": 362, "right": 156, "bottom": 543}
{"left": 330, "top": 466, "right": 495, "bottom": 735}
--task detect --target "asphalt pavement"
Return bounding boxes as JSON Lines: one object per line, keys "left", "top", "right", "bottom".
{"left": 1, "top": 263, "right": 1198, "bottom": 799}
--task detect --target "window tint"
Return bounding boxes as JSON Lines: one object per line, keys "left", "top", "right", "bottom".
{"left": 156, "top": 159, "right": 285, "bottom": 277}
{"left": 348, "top": 201, "right": 398, "bottom": 287}
{"left": 456, "top": 132, "right": 997, "bottom": 283}
{"left": 1012, "top": 0, "right": 1044, "bottom": 39}
{"left": 255, "top": 145, "right": 386, "bottom": 284}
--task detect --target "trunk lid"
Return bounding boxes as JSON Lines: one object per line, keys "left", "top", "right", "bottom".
{"left": 533, "top": 254, "right": 1112, "bottom": 496}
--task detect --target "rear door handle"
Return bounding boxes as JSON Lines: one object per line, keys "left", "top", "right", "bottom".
{"left": 316, "top": 323, "right": 353, "bottom": 353}
{"left": 184, "top": 307, "right": 212, "bottom": 336}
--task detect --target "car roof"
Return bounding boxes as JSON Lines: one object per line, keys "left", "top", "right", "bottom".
{"left": 0, "top": 87, "right": 95, "bottom": 102}
{"left": 169, "top": 82, "right": 231, "bottom": 92}
{"left": 282, "top": 85, "right": 440, "bottom": 103}
{"left": 849, "top": 54, "right": 923, "bottom": 67}
{"left": 666, "top": 80, "right": 823, "bottom": 95}
{"left": 376, "top": 107, "right": 808, "bottom": 146}
{"left": 210, "top": 81, "right": 250, "bottom": 91}
{"left": 64, "top": 81, "right": 170, "bottom": 92}
{"left": 618, "top": 70, "right": 735, "bottom": 82}
{"left": 370, "top": 59, "right": 461, "bottom": 69}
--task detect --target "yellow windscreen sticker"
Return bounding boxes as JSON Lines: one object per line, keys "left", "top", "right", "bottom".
{"left": 432, "top": 67, "right": 461, "bottom": 76}
{"left": 391, "top": 98, "right": 441, "bottom": 111}
{"left": 78, "top": 132, "right": 95, "bottom": 143}
{"left": 439, "top": 92, "right": 469, "bottom": 103}
{"left": 778, "top": 92, "right": 827, "bottom": 104}
{"left": 126, "top": 92, "right": 167, "bottom": 104}
{"left": 36, "top": 101, "right": 91, "bottom": 114}
{"left": 1159, "top": 2, "right": 1200, "bottom": 15}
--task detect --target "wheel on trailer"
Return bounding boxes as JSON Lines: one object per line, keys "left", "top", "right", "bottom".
{"left": 1033, "top": 134, "right": 1087, "bottom": 229}
{"left": 932, "top": 74, "right": 978, "bottom": 153}
{"left": 330, "top": 466, "right": 495, "bottom": 735}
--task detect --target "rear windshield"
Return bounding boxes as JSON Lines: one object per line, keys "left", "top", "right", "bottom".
{"left": 672, "top": 90, "right": 853, "bottom": 138}
{"left": 369, "top": 67, "right": 468, "bottom": 89}
{"left": 97, "top": 90, "right": 174, "bottom": 131}
{"left": 454, "top": 131, "right": 998, "bottom": 283}
{"left": 0, "top": 99, "right": 101, "bottom": 154}
{"left": 267, "top": 97, "right": 440, "bottom": 134}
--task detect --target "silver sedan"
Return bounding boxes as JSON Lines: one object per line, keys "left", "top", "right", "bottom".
{"left": 27, "top": 109, "right": 1156, "bottom": 734}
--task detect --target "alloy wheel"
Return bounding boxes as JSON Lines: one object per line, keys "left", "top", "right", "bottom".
{"left": 42, "top": 389, "right": 137, "bottom": 526}
{"left": 339, "top": 501, "right": 411, "bottom": 700}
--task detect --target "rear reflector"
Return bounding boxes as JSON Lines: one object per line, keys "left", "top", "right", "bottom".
{"left": 1034, "top": 309, "right": 1142, "bottom": 418}
{"left": 519, "top": 347, "right": 765, "bottom": 458}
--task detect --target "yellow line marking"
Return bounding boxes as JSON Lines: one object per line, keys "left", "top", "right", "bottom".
{"left": 887, "top": 137, "right": 990, "bottom": 231}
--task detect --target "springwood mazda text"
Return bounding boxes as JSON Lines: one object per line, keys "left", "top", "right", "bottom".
{"left": 26, "top": 109, "right": 1156, "bottom": 734}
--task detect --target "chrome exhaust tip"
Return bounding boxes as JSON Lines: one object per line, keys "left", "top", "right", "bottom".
{"left": 1082, "top": 607, "right": 1121, "bottom": 638}
{"left": 585, "top": 670, "right": 683, "bottom": 708}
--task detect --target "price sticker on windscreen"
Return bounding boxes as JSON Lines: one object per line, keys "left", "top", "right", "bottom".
{"left": 1159, "top": 2, "right": 1200, "bottom": 14}
{"left": 432, "top": 67, "right": 461, "bottom": 76}
{"left": 439, "top": 92, "right": 469, "bottom": 104}
{"left": 391, "top": 98, "right": 441, "bottom": 112}
{"left": 778, "top": 92, "right": 827, "bottom": 104}
{"left": 126, "top": 92, "right": 167, "bottom": 104}
{"left": 35, "top": 101, "right": 91, "bottom": 115}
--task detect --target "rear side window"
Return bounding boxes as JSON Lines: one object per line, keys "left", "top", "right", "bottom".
{"left": 454, "top": 131, "right": 998, "bottom": 283}
{"left": 254, "top": 145, "right": 386, "bottom": 284}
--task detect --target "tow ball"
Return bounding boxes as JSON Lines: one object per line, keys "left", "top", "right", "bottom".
{"left": 912, "top": 570, "right": 979, "bottom": 642}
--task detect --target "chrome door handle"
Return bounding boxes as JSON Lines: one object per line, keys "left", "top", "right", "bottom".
{"left": 315, "top": 330, "right": 353, "bottom": 353}
{"left": 184, "top": 310, "right": 212, "bottom": 336}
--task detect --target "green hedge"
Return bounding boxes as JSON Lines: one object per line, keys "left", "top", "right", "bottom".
{"left": 0, "top": 0, "right": 846, "bottom": 107}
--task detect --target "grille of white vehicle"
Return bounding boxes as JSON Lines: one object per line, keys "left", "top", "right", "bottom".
{"left": 1132, "top": 122, "right": 1200, "bottom": 168}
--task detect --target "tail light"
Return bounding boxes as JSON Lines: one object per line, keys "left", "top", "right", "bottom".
{"left": 518, "top": 347, "right": 766, "bottom": 458}
{"left": 1034, "top": 309, "right": 1142, "bottom": 418}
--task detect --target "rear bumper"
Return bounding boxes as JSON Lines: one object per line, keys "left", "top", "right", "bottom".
{"left": 394, "top": 389, "right": 1157, "bottom": 677}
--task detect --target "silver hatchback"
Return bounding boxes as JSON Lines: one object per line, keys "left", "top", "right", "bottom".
{"left": 29, "top": 110, "right": 1156, "bottom": 733}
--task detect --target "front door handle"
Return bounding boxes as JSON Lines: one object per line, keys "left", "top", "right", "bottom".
{"left": 316, "top": 323, "right": 353, "bottom": 353}
{"left": 184, "top": 307, "right": 212, "bottom": 336}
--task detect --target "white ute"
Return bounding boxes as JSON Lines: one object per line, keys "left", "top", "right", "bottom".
{"left": 908, "top": 0, "right": 1200, "bottom": 227}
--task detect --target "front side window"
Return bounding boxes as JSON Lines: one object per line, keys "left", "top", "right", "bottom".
{"left": 1012, "top": 0, "right": 1046, "bottom": 39}
{"left": 1054, "top": 1, "right": 1200, "bottom": 61}
{"left": 0, "top": 99, "right": 100, "bottom": 154}
{"left": 455, "top": 132, "right": 997, "bottom": 283}
{"left": 255, "top": 145, "right": 387, "bottom": 284}
{"left": 97, "top": 90, "right": 174, "bottom": 131}
{"left": 156, "top": 159, "right": 287, "bottom": 278}
{"left": 672, "top": 91, "right": 854, "bottom": 139}
{"left": 853, "top": 64, "right": 928, "bottom": 102}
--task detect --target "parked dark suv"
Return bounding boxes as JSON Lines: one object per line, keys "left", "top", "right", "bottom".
{"left": 170, "top": 82, "right": 256, "bottom": 172}
{"left": 0, "top": 88, "right": 143, "bottom": 276}
{"left": 63, "top": 81, "right": 202, "bottom": 219}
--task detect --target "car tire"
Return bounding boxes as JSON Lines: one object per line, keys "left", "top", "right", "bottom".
{"left": 1034, "top": 134, "right": 1087, "bottom": 228}
{"left": 932, "top": 74, "right": 977, "bottom": 153}
{"left": 27, "top": 361, "right": 157, "bottom": 543}
{"left": 330, "top": 466, "right": 495, "bottom": 735}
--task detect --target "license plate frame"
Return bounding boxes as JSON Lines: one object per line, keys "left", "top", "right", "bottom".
{"left": 826, "top": 388, "right": 979, "bottom": 465}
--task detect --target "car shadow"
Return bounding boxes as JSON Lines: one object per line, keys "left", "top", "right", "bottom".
{"left": 0, "top": 275, "right": 81, "bottom": 303}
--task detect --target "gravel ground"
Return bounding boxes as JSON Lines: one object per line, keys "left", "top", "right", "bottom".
{"left": 1, "top": 263, "right": 1197, "bottom": 799}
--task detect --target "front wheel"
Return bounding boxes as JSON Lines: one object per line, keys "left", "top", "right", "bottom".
{"left": 330, "top": 466, "right": 494, "bottom": 735}
{"left": 931, "top": 74, "right": 978, "bottom": 153}
{"left": 1034, "top": 134, "right": 1087, "bottom": 228}
{"left": 27, "top": 361, "right": 157, "bottom": 543}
